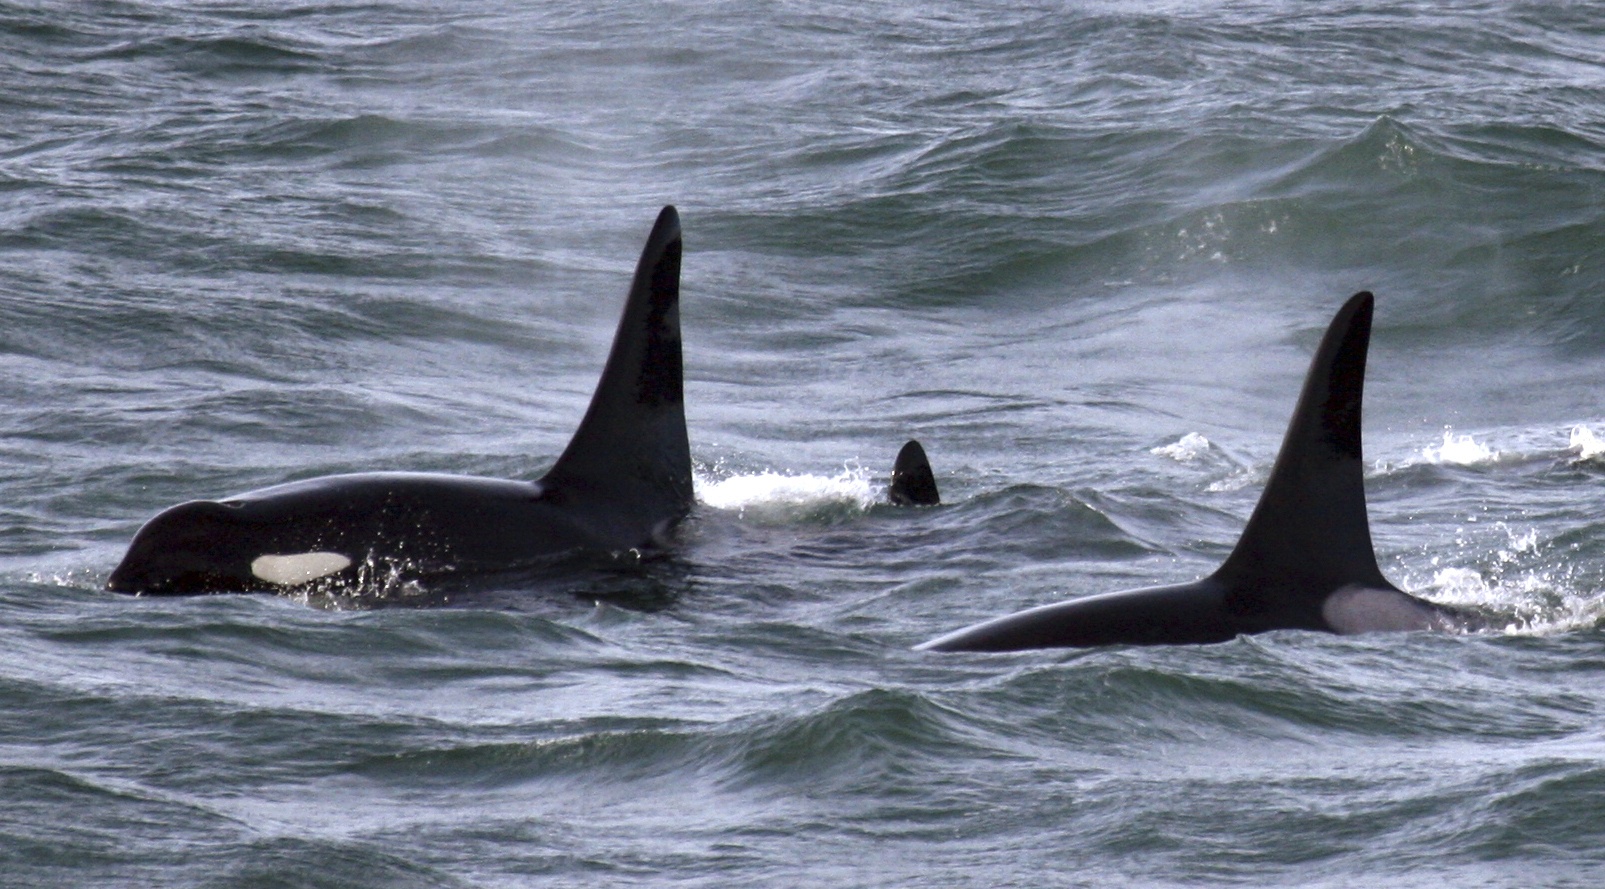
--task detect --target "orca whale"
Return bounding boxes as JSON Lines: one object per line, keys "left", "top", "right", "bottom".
{"left": 888, "top": 440, "right": 940, "bottom": 506}
{"left": 107, "top": 206, "right": 692, "bottom": 596}
{"left": 919, "top": 292, "right": 1475, "bottom": 652}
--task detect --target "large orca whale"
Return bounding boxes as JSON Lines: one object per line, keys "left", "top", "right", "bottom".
{"left": 919, "top": 292, "right": 1476, "bottom": 652}
{"left": 107, "top": 206, "right": 692, "bottom": 596}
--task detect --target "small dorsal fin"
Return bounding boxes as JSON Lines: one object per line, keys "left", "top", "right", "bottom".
{"left": 1213, "top": 292, "right": 1390, "bottom": 594}
{"left": 889, "top": 440, "right": 940, "bottom": 506}
{"left": 543, "top": 207, "right": 693, "bottom": 527}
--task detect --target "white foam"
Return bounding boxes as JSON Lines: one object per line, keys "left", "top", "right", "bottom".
{"left": 1426, "top": 566, "right": 1493, "bottom": 603}
{"left": 696, "top": 467, "right": 877, "bottom": 519}
{"left": 1150, "top": 432, "right": 1211, "bottom": 462}
{"left": 1570, "top": 424, "right": 1605, "bottom": 461}
{"left": 1497, "top": 524, "right": 1540, "bottom": 562}
{"left": 1420, "top": 428, "right": 1498, "bottom": 466}
{"left": 1404, "top": 522, "right": 1605, "bottom": 636}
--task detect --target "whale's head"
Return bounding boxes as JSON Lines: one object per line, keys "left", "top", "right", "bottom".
{"left": 106, "top": 500, "right": 351, "bottom": 595}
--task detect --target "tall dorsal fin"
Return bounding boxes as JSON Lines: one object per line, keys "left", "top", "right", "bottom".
{"left": 543, "top": 206, "right": 692, "bottom": 525}
{"left": 889, "top": 440, "right": 940, "bottom": 506}
{"left": 1212, "top": 292, "right": 1390, "bottom": 594}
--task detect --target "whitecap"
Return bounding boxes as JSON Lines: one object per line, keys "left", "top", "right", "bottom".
{"left": 1150, "top": 432, "right": 1211, "bottom": 462}
{"left": 696, "top": 467, "right": 877, "bottom": 520}
{"left": 1419, "top": 427, "right": 1498, "bottom": 466}
{"left": 1569, "top": 424, "right": 1605, "bottom": 461}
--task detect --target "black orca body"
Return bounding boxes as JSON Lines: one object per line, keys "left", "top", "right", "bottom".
{"left": 889, "top": 440, "right": 940, "bottom": 506}
{"left": 919, "top": 292, "right": 1474, "bottom": 652}
{"left": 107, "top": 206, "right": 692, "bottom": 596}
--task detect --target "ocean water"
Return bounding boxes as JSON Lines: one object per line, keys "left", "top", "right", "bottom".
{"left": 4, "top": 1, "right": 1605, "bottom": 886}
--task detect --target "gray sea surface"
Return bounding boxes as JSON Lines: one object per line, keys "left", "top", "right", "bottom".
{"left": 3, "top": 1, "right": 1605, "bottom": 886}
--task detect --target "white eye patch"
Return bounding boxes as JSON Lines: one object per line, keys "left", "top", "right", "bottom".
{"left": 250, "top": 552, "right": 353, "bottom": 586}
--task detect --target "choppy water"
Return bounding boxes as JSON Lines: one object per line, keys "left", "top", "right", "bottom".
{"left": 4, "top": 1, "right": 1605, "bottom": 886}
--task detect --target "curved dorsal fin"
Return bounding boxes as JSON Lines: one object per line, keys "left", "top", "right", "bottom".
{"left": 543, "top": 207, "right": 692, "bottom": 527}
{"left": 1212, "top": 292, "right": 1390, "bottom": 594}
{"left": 889, "top": 439, "right": 940, "bottom": 506}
